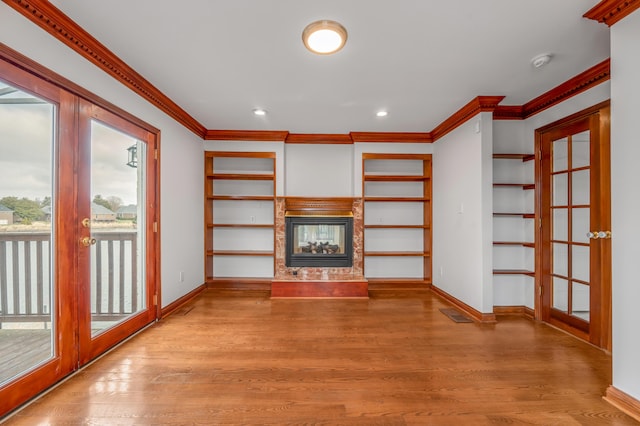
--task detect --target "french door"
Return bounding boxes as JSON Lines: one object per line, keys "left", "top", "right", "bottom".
{"left": 77, "top": 100, "right": 158, "bottom": 364}
{"left": 0, "top": 56, "right": 158, "bottom": 417}
{"left": 537, "top": 101, "right": 611, "bottom": 349}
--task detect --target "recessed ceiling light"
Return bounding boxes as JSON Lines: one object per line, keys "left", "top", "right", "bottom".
{"left": 531, "top": 54, "right": 552, "bottom": 68}
{"left": 302, "top": 20, "right": 347, "bottom": 55}
{"left": 376, "top": 111, "right": 388, "bottom": 117}
{"left": 253, "top": 108, "right": 267, "bottom": 116}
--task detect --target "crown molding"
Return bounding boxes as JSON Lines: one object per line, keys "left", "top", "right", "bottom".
{"left": 494, "top": 59, "right": 610, "bottom": 120}
{"left": 584, "top": 0, "right": 640, "bottom": 26}
{"left": 2, "top": 0, "right": 207, "bottom": 138}
{"left": 204, "top": 130, "right": 289, "bottom": 141}
{"left": 431, "top": 96, "right": 505, "bottom": 141}
{"left": 2, "top": 0, "right": 614, "bottom": 144}
{"left": 350, "top": 132, "right": 433, "bottom": 143}
{"left": 492, "top": 105, "right": 525, "bottom": 120}
{"left": 0, "top": 42, "right": 160, "bottom": 134}
{"left": 285, "top": 133, "right": 353, "bottom": 144}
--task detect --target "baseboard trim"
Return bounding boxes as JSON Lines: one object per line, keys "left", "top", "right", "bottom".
{"left": 604, "top": 386, "right": 640, "bottom": 422}
{"left": 207, "top": 278, "right": 272, "bottom": 291}
{"left": 430, "top": 285, "right": 497, "bottom": 323}
{"left": 493, "top": 305, "right": 535, "bottom": 320}
{"left": 367, "top": 279, "right": 431, "bottom": 291}
{"left": 161, "top": 283, "right": 206, "bottom": 318}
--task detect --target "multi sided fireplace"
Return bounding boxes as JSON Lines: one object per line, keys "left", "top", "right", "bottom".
{"left": 285, "top": 215, "right": 353, "bottom": 268}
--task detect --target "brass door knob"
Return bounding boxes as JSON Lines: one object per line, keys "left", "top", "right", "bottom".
{"left": 80, "top": 237, "right": 96, "bottom": 246}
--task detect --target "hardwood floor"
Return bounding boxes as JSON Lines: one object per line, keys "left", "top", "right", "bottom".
{"left": 2, "top": 289, "right": 636, "bottom": 425}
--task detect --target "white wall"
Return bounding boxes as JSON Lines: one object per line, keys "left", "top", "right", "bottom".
{"left": 285, "top": 144, "right": 353, "bottom": 197}
{"left": 433, "top": 113, "right": 493, "bottom": 313}
{"left": 0, "top": 4, "right": 205, "bottom": 307}
{"left": 610, "top": 9, "right": 640, "bottom": 402}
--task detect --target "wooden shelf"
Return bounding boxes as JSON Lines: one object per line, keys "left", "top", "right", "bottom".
{"left": 493, "top": 269, "right": 535, "bottom": 277}
{"left": 492, "top": 150, "right": 537, "bottom": 289}
{"left": 363, "top": 197, "right": 428, "bottom": 202}
{"left": 207, "top": 195, "right": 274, "bottom": 201}
{"left": 493, "top": 153, "right": 535, "bottom": 161}
{"left": 208, "top": 250, "right": 274, "bottom": 256}
{"left": 364, "top": 224, "right": 429, "bottom": 229}
{"left": 494, "top": 241, "right": 535, "bottom": 248}
{"left": 493, "top": 212, "right": 535, "bottom": 219}
{"left": 205, "top": 151, "right": 277, "bottom": 281}
{"left": 207, "top": 173, "right": 274, "bottom": 180}
{"left": 362, "top": 153, "right": 432, "bottom": 283}
{"left": 493, "top": 183, "right": 535, "bottom": 190}
{"left": 363, "top": 175, "right": 429, "bottom": 182}
{"left": 208, "top": 223, "right": 274, "bottom": 228}
{"left": 364, "top": 251, "right": 430, "bottom": 257}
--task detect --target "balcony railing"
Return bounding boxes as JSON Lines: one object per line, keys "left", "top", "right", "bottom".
{"left": 0, "top": 231, "right": 140, "bottom": 326}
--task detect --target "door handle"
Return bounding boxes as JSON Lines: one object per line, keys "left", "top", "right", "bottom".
{"left": 587, "top": 231, "right": 611, "bottom": 239}
{"left": 80, "top": 236, "right": 97, "bottom": 247}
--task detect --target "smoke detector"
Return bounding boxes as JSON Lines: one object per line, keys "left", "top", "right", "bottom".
{"left": 531, "top": 54, "right": 553, "bottom": 68}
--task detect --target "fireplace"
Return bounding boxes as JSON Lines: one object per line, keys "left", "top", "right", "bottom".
{"left": 285, "top": 215, "right": 353, "bottom": 268}
{"left": 273, "top": 197, "right": 366, "bottom": 298}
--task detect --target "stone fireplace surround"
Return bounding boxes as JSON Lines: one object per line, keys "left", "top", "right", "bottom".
{"left": 272, "top": 197, "right": 368, "bottom": 298}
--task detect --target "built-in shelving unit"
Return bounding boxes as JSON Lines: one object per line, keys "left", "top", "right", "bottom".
{"left": 204, "top": 151, "right": 276, "bottom": 285}
{"left": 492, "top": 153, "right": 535, "bottom": 278}
{"left": 362, "top": 153, "right": 432, "bottom": 285}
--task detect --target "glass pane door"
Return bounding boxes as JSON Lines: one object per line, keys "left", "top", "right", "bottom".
{"left": 550, "top": 130, "right": 591, "bottom": 325}
{"left": 89, "top": 120, "right": 146, "bottom": 336}
{"left": 77, "top": 100, "right": 157, "bottom": 364}
{"left": 0, "top": 82, "right": 55, "bottom": 384}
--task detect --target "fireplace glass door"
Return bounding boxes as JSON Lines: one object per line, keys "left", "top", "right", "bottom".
{"left": 293, "top": 223, "right": 345, "bottom": 255}
{"left": 286, "top": 216, "right": 353, "bottom": 267}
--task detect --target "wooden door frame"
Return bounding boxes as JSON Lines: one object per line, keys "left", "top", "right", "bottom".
{"left": 534, "top": 100, "right": 611, "bottom": 350}
{"left": 0, "top": 44, "right": 162, "bottom": 418}
{"left": 0, "top": 55, "right": 78, "bottom": 420}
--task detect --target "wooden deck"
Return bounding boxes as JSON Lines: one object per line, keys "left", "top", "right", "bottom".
{"left": 2, "top": 289, "right": 637, "bottom": 425}
{"left": 0, "top": 329, "right": 52, "bottom": 385}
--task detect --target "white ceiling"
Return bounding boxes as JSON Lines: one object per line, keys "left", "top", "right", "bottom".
{"left": 49, "top": 0, "right": 610, "bottom": 134}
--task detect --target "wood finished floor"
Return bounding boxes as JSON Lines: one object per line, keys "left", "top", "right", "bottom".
{"left": 3, "top": 289, "right": 636, "bottom": 425}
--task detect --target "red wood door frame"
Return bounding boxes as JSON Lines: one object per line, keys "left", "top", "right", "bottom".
{"left": 0, "top": 48, "right": 160, "bottom": 419}
{"left": 535, "top": 101, "right": 611, "bottom": 350}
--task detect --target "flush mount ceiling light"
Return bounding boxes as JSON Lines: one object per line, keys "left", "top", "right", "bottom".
{"left": 302, "top": 20, "right": 348, "bottom": 55}
{"left": 252, "top": 108, "right": 267, "bottom": 116}
{"left": 531, "top": 53, "right": 553, "bottom": 68}
{"left": 376, "top": 111, "right": 388, "bottom": 117}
